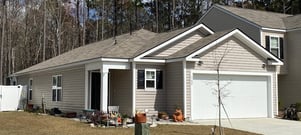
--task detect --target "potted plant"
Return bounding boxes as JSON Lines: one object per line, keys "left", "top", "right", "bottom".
{"left": 122, "top": 114, "right": 129, "bottom": 127}
{"left": 158, "top": 112, "right": 169, "bottom": 120}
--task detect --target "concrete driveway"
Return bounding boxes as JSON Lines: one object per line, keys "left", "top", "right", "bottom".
{"left": 192, "top": 118, "right": 301, "bottom": 135}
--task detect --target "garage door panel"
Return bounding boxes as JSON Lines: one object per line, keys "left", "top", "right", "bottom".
{"left": 192, "top": 74, "right": 269, "bottom": 120}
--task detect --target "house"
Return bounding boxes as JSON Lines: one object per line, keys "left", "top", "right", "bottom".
{"left": 13, "top": 21, "right": 282, "bottom": 120}
{"left": 198, "top": 4, "right": 301, "bottom": 109}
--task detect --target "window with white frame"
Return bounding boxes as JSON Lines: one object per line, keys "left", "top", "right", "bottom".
{"left": 137, "top": 69, "right": 163, "bottom": 90}
{"left": 145, "top": 69, "right": 156, "bottom": 88}
{"left": 29, "top": 79, "right": 33, "bottom": 100}
{"left": 266, "top": 36, "right": 284, "bottom": 59}
{"left": 270, "top": 36, "right": 280, "bottom": 57}
{"left": 52, "top": 75, "right": 62, "bottom": 101}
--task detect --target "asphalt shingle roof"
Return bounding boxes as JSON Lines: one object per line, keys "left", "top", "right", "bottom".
{"left": 283, "top": 14, "right": 301, "bottom": 30}
{"left": 216, "top": 5, "right": 291, "bottom": 29}
{"left": 14, "top": 28, "right": 191, "bottom": 75}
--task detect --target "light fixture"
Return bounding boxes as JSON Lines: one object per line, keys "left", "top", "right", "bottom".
{"left": 262, "top": 63, "right": 266, "bottom": 69}
{"left": 198, "top": 61, "right": 203, "bottom": 66}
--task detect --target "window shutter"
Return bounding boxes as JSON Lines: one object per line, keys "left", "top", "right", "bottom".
{"left": 137, "top": 70, "right": 145, "bottom": 89}
{"left": 265, "top": 36, "right": 270, "bottom": 51}
{"left": 280, "top": 37, "right": 284, "bottom": 59}
{"left": 156, "top": 70, "right": 163, "bottom": 89}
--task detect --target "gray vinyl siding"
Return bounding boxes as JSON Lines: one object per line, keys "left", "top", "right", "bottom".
{"left": 201, "top": 7, "right": 261, "bottom": 43}
{"left": 279, "top": 30, "right": 301, "bottom": 108}
{"left": 186, "top": 37, "right": 278, "bottom": 117}
{"left": 165, "top": 62, "right": 184, "bottom": 115}
{"left": 17, "top": 66, "right": 85, "bottom": 114}
{"left": 135, "top": 64, "right": 165, "bottom": 116}
{"left": 110, "top": 69, "right": 132, "bottom": 115}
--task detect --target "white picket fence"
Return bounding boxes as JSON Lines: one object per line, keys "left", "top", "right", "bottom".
{"left": 0, "top": 85, "right": 27, "bottom": 111}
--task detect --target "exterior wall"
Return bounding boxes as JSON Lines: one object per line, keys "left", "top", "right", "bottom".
{"left": 153, "top": 31, "right": 204, "bottom": 57}
{"left": 135, "top": 64, "right": 165, "bottom": 116}
{"left": 186, "top": 37, "right": 278, "bottom": 117}
{"left": 165, "top": 62, "right": 184, "bottom": 115}
{"left": 110, "top": 69, "right": 132, "bottom": 115}
{"left": 17, "top": 66, "right": 85, "bottom": 114}
{"left": 279, "top": 30, "right": 301, "bottom": 108}
{"left": 261, "top": 30, "right": 287, "bottom": 74}
{"left": 201, "top": 7, "right": 261, "bottom": 43}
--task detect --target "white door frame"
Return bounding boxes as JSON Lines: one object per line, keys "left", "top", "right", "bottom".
{"left": 190, "top": 70, "right": 274, "bottom": 120}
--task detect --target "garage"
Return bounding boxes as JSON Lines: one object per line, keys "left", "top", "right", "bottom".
{"left": 191, "top": 73, "right": 271, "bottom": 120}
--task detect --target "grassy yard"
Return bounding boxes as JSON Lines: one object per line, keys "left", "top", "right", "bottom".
{"left": 0, "top": 112, "right": 259, "bottom": 135}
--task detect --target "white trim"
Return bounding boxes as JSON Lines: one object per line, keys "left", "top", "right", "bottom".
{"left": 186, "top": 29, "right": 283, "bottom": 65}
{"left": 275, "top": 70, "right": 278, "bottom": 116}
{"left": 269, "top": 36, "right": 281, "bottom": 57}
{"left": 190, "top": 70, "right": 274, "bottom": 119}
{"left": 134, "top": 24, "right": 214, "bottom": 62}
{"left": 132, "top": 62, "right": 136, "bottom": 116}
{"left": 183, "top": 61, "right": 187, "bottom": 118}
{"left": 262, "top": 27, "right": 286, "bottom": 32}
{"left": 132, "top": 59, "right": 166, "bottom": 63}
{"left": 100, "top": 58, "right": 129, "bottom": 62}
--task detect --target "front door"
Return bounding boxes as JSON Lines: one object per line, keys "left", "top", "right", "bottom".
{"left": 91, "top": 72, "right": 101, "bottom": 110}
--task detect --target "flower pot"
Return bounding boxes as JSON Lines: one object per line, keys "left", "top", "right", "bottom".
{"left": 135, "top": 113, "right": 146, "bottom": 123}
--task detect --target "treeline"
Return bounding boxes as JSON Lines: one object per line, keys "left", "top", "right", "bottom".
{"left": 0, "top": 0, "right": 300, "bottom": 84}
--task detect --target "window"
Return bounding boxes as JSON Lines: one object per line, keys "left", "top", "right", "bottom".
{"left": 137, "top": 69, "right": 163, "bottom": 90}
{"left": 145, "top": 69, "right": 156, "bottom": 88}
{"left": 265, "top": 36, "right": 284, "bottom": 59}
{"left": 29, "top": 79, "right": 33, "bottom": 100}
{"left": 52, "top": 75, "right": 62, "bottom": 101}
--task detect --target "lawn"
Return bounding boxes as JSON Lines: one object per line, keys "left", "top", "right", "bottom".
{"left": 0, "top": 112, "right": 259, "bottom": 135}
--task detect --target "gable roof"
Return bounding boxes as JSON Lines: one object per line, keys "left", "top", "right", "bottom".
{"left": 184, "top": 29, "right": 283, "bottom": 65}
{"left": 213, "top": 5, "right": 291, "bottom": 30}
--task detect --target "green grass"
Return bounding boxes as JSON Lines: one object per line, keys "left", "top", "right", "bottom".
{"left": 0, "top": 112, "right": 259, "bottom": 135}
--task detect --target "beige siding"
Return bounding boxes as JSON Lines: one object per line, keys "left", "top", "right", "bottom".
{"left": 165, "top": 62, "right": 184, "bottom": 115}
{"left": 279, "top": 30, "right": 301, "bottom": 108}
{"left": 201, "top": 7, "right": 261, "bottom": 43}
{"left": 17, "top": 66, "right": 85, "bottom": 114}
{"left": 186, "top": 37, "right": 278, "bottom": 117}
{"left": 110, "top": 69, "right": 132, "bottom": 115}
{"left": 135, "top": 64, "right": 165, "bottom": 116}
{"left": 261, "top": 30, "right": 287, "bottom": 74}
{"left": 156, "top": 34, "right": 202, "bottom": 57}
{"left": 150, "top": 31, "right": 205, "bottom": 57}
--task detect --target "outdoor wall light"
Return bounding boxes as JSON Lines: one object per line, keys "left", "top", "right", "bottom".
{"left": 262, "top": 63, "right": 266, "bottom": 69}
{"left": 198, "top": 61, "right": 203, "bottom": 66}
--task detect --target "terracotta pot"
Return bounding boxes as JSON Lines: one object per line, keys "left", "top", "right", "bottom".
{"left": 135, "top": 113, "right": 146, "bottom": 123}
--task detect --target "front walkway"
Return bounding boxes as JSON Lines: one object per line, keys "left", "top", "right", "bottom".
{"left": 192, "top": 118, "right": 301, "bottom": 135}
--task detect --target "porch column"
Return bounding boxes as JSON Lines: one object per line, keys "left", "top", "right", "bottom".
{"left": 101, "top": 70, "right": 109, "bottom": 112}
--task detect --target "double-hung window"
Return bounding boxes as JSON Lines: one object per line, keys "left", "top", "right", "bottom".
{"left": 145, "top": 69, "right": 156, "bottom": 88}
{"left": 265, "top": 36, "right": 284, "bottom": 59}
{"left": 137, "top": 69, "right": 163, "bottom": 90}
{"left": 29, "top": 79, "right": 33, "bottom": 100}
{"left": 52, "top": 75, "right": 62, "bottom": 101}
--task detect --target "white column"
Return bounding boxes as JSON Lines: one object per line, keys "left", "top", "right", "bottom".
{"left": 132, "top": 62, "right": 136, "bottom": 116}
{"left": 101, "top": 70, "right": 109, "bottom": 112}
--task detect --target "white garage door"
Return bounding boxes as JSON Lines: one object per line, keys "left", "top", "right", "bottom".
{"left": 192, "top": 74, "right": 270, "bottom": 120}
